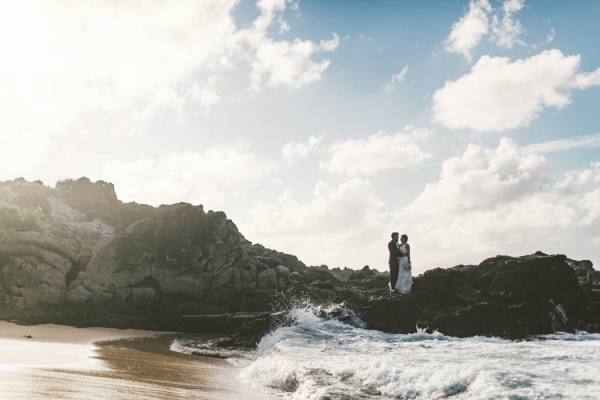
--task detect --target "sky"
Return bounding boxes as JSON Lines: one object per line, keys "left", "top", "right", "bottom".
{"left": 1, "top": 0, "right": 599, "bottom": 274}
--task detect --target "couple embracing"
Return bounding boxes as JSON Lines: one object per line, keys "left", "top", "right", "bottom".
{"left": 387, "top": 232, "right": 412, "bottom": 295}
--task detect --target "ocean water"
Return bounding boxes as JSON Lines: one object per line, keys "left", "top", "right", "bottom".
{"left": 172, "top": 305, "right": 600, "bottom": 399}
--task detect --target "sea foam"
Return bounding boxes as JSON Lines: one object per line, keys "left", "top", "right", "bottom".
{"left": 173, "top": 304, "right": 600, "bottom": 399}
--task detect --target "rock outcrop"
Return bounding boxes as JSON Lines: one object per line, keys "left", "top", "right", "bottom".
{"left": 66, "top": 203, "right": 292, "bottom": 314}
{"left": 0, "top": 178, "right": 303, "bottom": 330}
{"left": 1, "top": 178, "right": 599, "bottom": 341}
{"left": 355, "top": 253, "right": 597, "bottom": 339}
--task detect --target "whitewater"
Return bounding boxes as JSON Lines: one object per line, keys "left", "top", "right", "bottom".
{"left": 172, "top": 305, "right": 600, "bottom": 399}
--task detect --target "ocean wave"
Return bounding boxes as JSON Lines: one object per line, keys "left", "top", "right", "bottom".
{"left": 236, "top": 304, "right": 600, "bottom": 399}
{"left": 170, "top": 303, "right": 600, "bottom": 399}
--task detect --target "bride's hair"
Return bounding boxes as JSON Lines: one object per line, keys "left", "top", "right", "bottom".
{"left": 401, "top": 234, "right": 408, "bottom": 241}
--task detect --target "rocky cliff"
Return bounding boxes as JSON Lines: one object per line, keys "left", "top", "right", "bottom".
{"left": 1, "top": 178, "right": 598, "bottom": 341}
{"left": 0, "top": 178, "right": 298, "bottom": 327}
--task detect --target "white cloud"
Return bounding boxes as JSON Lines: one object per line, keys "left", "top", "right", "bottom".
{"left": 406, "top": 138, "right": 549, "bottom": 215}
{"left": 433, "top": 49, "right": 600, "bottom": 132}
{"left": 278, "top": 16, "right": 291, "bottom": 34}
{"left": 237, "top": 0, "right": 339, "bottom": 90}
{"left": 446, "top": 0, "right": 526, "bottom": 61}
{"left": 254, "top": 0, "right": 287, "bottom": 31}
{"left": 238, "top": 1, "right": 340, "bottom": 90}
{"left": 390, "top": 65, "right": 409, "bottom": 85}
{"left": 491, "top": 0, "right": 525, "bottom": 48}
{"left": 522, "top": 132, "right": 600, "bottom": 154}
{"left": 282, "top": 135, "right": 324, "bottom": 164}
{"left": 101, "top": 147, "right": 273, "bottom": 207}
{"left": 579, "top": 189, "right": 600, "bottom": 226}
{"left": 2, "top": 1, "right": 236, "bottom": 126}
{"left": 445, "top": 0, "right": 492, "bottom": 62}
{"left": 320, "top": 127, "right": 432, "bottom": 175}
{"left": 569, "top": 68, "right": 600, "bottom": 89}
{"left": 384, "top": 65, "right": 409, "bottom": 91}
{"left": 245, "top": 33, "right": 340, "bottom": 90}
{"left": 0, "top": 1, "right": 339, "bottom": 181}
{"left": 400, "top": 138, "right": 600, "bottom": 270}
{"left": 188, "top": 76, "right": 222, "bottom": 108}
{"left": 559, "top": 162, "right": 600, "bottom": 189}
{"left": 544, "top": 28, "right": 555, "bottom": 45}
{"left": 0, "top": 1, "right": 238, "bottom": 180}
{"left": 0, "top": 1, "right": 238, "bottom": 182}
{"left": 243, "top": 178, "right": 392, "bottom": 268}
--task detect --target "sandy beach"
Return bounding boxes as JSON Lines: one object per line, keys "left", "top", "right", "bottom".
{"left": 0, "top": 321, "right": 278, "bottom": 399}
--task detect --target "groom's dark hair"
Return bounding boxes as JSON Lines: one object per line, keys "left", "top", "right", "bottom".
{"left": 391, "top": 232, "right": 399, "bottom": 239}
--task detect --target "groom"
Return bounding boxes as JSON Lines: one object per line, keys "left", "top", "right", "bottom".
{"left": 387, "top": 232, "right": 401, "bottom": 292}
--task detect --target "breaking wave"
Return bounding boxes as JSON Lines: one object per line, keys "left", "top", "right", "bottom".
{"left": 173, "top": 304, "right": 600, "bottom": 399}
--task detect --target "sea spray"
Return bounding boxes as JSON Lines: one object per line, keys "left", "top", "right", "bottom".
{"left": 237, "top": 304, "right": 482, "bottom": 399}
{"left": 172, "top": 304, "right": 600, "bottom": 399}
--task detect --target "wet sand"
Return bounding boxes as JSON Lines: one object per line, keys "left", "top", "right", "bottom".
{"left": 0, "top": 321, "right": 278, "bottom": 399}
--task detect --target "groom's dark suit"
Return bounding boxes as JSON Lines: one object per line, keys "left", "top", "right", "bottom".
{"left": 388, "top": 239, "right": 401, "bottom": 290}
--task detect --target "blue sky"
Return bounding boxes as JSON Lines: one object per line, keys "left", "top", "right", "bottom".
{"left": 1, "top": 0, "right": 599, "bottom": 273}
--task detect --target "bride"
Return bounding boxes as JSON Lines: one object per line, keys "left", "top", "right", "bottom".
{"left": 395, "top": 234, "right": 412, "bottom": 295}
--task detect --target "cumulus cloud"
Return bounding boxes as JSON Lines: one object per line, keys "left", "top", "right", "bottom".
{"left": 0, "top": 0, "right": 338, "bottom": 181}
{"left": 579, "top": 189, "right": 600, "bottom": 226}
{"left": 433, "top": 49, "right": 600, "bottom": 132}
{"left": 282, "top": 135, "right": 324, "bottom": 164}
{"left": 1, "top": 2, "right": 227, "bottom": 180}
{"left": 446, "top": 0, "right": 525, "bottom": 61}
{"left": 244, "top": 32, "right": 340, "bottom": 90}
{"left": 491, "top": 0, "right": 525, "bottom": 48}
{"left": 254, "top": 0, "right": 287, "bottom": 31}
{"left": 0, "top": 1, "right": 239, "bottom": 179}
{"left": 569, "top": 68, "right": 600, "bottom": 89}
{"left": 242, "top": 178, "right": 392, "bottom": 267}
{"left": 400, "top": 138, "right": 600, "bottom": 269}
{"left": 446, "top": 0, "right": 492, "bottom": 62}
{"left": 320, "top": 127, "right": 432, "bottom": 175}
{"left": 406, "top": 138, "right": 549, "bottom": 216}
{"left": 234, "top": 0, "right": 339, "bottom": 90}
{"left": 188, "top": 76, "right": 222, "bottom": 108}
{"left": 1, "top": 1, "right": 236, "bottom": 127}
{"left": 101, "top": 147, "right": 273, "bottom": 207}
{"left": 559, "top": 162, "right": 600, "bottom": 189}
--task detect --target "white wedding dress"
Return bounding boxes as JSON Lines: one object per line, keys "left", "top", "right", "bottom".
{"left": 395, "top": 243, "right": 412, "bottom": 295}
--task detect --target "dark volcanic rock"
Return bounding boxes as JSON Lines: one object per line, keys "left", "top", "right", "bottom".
{"left": 357, "top": 253, "right": 597, "bottom": 339}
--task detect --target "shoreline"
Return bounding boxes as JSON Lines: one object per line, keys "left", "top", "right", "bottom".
{"left": 0, "top": 321, "right": 278, "bottom": 399}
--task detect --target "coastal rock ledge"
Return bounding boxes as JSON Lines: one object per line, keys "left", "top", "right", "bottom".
{"left": 0, "top": 178, "right": 599, "bottom": 341}
{"left": 357, "top": 252, "right": 600, "bottom": 339}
